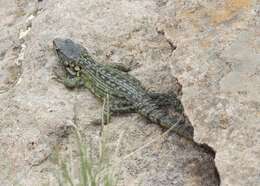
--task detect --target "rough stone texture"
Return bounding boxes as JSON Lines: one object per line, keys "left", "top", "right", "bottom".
{"left": 156, "top": 1, "right": 260, "bottom": 186}
{"left": 0, "top": 0, "right": 259, "bottom": 186}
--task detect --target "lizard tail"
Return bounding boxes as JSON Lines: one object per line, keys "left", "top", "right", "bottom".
{"left": 159, "top": 115, "right": 194, "bottom": 140}
{"left": 136, "top": 97, "right": 194, "bottom": 140}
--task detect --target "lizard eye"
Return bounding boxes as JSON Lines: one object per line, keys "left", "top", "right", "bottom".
{"left": 64, "top": 61, "right": 69, "bottom": 66}
{"left": 74, "top": 66, "right": 80, "bottom": 71}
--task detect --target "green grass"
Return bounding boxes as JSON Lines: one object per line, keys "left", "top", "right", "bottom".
{"left": 54, "top": 126, "right": 117, "bottom": 186}
{"left": 54, "top": 95, "right": 117, "bottom": 186}
{"left": 54, "top": 94, "right": 180, "bottom": 186}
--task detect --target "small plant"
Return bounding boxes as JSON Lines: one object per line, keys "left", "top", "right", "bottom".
{"left": 54, "top": 94, "right": 179, "bottom": 186}
{"left": 54, "top": 95, "right": 117, "bottom": 186}
{"left": 54, "top": 126, "right": 117, "bottom": 186}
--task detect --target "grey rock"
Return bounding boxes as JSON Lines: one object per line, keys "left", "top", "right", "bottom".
{"left": 0, "top": 0, "right": 258, "bottom": 186}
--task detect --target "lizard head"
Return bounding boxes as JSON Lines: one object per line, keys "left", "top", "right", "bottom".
{"left": 53, "top": 38, "right": 87, "bottom": 66}
{"left": 53, "top": 38, "right": 97, "bottom": 76}
{"left": 53, "top": 38, "right": 89, "bottom": 75}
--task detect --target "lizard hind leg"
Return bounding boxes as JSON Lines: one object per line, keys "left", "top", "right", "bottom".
{"left": 92, "top": 96, "right": 136, "bottom": 125}
{"left": 160, "top": 115, "right": 194, "bottom": 140}
{"left": 110, "top": 98, "right": 136, "bottom": 113}
{"left": 149, "top": 91, "right": 184, "bottom": 113}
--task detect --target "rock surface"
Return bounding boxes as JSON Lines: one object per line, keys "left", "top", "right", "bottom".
{"left": 0, "top": 0, "right": 259, "bottom": 186}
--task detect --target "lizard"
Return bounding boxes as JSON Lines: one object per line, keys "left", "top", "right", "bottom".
{"left": 52, "top": 38, "right": 194, "bottom": 141}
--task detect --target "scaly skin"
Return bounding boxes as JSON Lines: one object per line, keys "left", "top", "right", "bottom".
{"left": 53, "top": 38, "right": 194, "bottom": 140}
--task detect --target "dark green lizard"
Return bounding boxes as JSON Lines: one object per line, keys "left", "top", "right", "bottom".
{"left": 53, "top": 38, "right": 194, "bottom": 140}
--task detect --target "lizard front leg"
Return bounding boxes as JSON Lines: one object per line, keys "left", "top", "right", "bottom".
{"left": 52, "top": 71, "right": 84, "bottom": 89}
{"left": 105, "top": 63, "right": 132, "bottom": 72}
{"left": 104, "top": 63, "right": 142, "bottom": 86}
{"left": 62, "top": 77, "right": 84, "bottom": 89}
